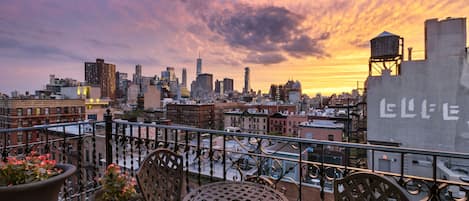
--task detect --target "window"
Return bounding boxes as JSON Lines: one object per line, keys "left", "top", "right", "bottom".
{"left": 18, "top": 120, "right": 23, "bottom": 127}
{"left": 328, "top": 134, "right": 334, "bottom": 141}
{"left": 56, "top": 107, "right": 61, "bottom": 114}
{"left": 64, "top": 107, "right": 69, "bottom": 114}
{"left": 26, "top": 108, "right": 32, "bottom": 116}
{"left": 36, "top": 108, "right": 41, "bottom": 115}
{"left": 17, "top": 108, "right": 23, "bottom": 116}
{"left": 17, "top": 132, "right": 23, "bottom": 144}
{"left": 45, "top": 108, "right": 49, "bottom": 115}
{"left": 27, "top": 132, "right": 32, "bottom": 141}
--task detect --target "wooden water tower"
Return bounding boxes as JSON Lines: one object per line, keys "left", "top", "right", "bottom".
{"left": 369, "top": 31, "right": 404, "bottom": 76}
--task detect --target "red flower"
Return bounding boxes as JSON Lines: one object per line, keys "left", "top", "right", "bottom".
{"left": 0, "top": 152, "right": 62, "bottom": 186}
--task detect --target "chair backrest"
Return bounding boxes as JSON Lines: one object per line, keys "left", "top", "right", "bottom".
{"left": 334, "top": 172, "right": 411, "bottom": 201}
{"left": 245, "top": 175, "right": 275, "bottom": 189}
{"left": 137, "top": 149, "right": 183, "bottom": 201}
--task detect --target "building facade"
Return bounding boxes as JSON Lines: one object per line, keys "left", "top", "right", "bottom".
{"left": 243, "top": 67, "right": 250, "bottom": 94}
{"left": 215, "top": 79, "right": 223, "bottom": 95}
{"left": 182, "top": 68, "right": 187, "bottom": 88}
{"left": 298, "top": 120, "right": 344, "bottom": 141}
{"left": 269, "top": 112, "right": 288, "bottom": 135}
{"left": 367, "top": 18, "right": 469, "bottom": 175}
{"left": 0, "top": 99, "right": 86, "bottom": 146}
{"left": 196, "top": 57, "right": 202, "bottom": 76}
{"left": 224, "top": 109, "right": 269, "bottom": 134}
{"left": 286, "top": 114, "right": 308, "bottom": 137}
{"left": 84, "top": 58, "right": 116, "bottom": 99}
{"left": 223, "top": 78, "right": 234, "bottom": 93}
{"left": 166, "top": 104, "right": 215, "bottom": 129}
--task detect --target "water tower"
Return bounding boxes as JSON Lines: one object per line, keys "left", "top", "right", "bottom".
{"left": 369, "top": 31, "right": 404, "bottom": 76}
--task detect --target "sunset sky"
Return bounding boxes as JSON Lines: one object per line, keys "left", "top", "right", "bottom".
{"left": 1, "top": 0, "right": 468, "bottom": 96}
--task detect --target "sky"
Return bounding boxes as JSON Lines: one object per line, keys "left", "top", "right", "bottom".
{"left": 0, "top": 0, "right": 468, "bottom": 96}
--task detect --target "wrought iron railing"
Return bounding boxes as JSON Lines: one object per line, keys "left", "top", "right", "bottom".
{"left": 1, "top": 112, "right": 469, "bottom": 200}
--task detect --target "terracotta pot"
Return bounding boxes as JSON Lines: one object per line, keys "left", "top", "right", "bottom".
{"left": 0, "top": 164, "right": 76, "bottom": 201}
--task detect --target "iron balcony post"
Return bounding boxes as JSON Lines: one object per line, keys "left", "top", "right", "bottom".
{"left": 104, "top": 109, "right": 113, "bottom": 167}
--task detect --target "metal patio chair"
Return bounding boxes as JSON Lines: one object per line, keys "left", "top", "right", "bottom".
{"left": 137, "top": 148, "right": 183, "bottom": 201}
{"left": 334, "top": 172, "right": 411, "bottom": 201}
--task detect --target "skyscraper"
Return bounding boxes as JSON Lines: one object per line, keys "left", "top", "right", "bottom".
{"left": 197, "top": 73, "right": 213, "bottom": 92}
{"left": 215, "top": 79, "right": 224, "bottom": 95}
{"left": 84, "top": 58, "right": 116, "bottom": 99}
{"left": 161, "top": 67, "right": 176, "bottom": 81}
{"left": 85, "top": 62, "right": 99, "bottom": 86}
{"left": 182, "top": 68, "right": 187, "bottom": 88}
{"left": 243, "top": 67, "right": 250, "bottom": 94}
{"left": 223, "top": 78, "right": 234, "bottom": 93}
{"left": 133, "top": 64, "right": 142, "bottom": 85}
{"left": 196, "top": 57, "right": 202, "bottom": 76}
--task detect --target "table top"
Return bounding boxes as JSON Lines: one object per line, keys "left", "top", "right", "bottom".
{"left": 183, "top": 181, "right": 289, "bottom": 201}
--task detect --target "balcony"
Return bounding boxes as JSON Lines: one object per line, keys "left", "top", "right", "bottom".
{"left": 1, "top": 118, "right": 469, "bottom": 200}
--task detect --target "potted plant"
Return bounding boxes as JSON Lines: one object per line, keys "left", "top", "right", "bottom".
{"left": 0, "top": 151, "right": 76, "bottom": 201}
{"left": 94, "top": 163, "right": 140, "bottom": 201}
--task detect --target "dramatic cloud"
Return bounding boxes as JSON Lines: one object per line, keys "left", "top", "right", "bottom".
{"left": 283, "top": 33, "right": 330, "bottom": 58}
{"left": 244, "top": 52, "right": 286, "bottom": 65}
{"left": 0, "top": 37, "right": 83, "bottom": 60}
{"left": 203, "top": 4, "right": 329, "bottom": 60}
{"left": 86, "top": 39, "right": 131, "bottom": 49}
{"left": 1, "top": 0, "right": 469, "bottom": 95}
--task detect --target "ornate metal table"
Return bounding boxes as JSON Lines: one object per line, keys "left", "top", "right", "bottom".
{"left": 183, "top": 181, "right": 289, "bottom": 201}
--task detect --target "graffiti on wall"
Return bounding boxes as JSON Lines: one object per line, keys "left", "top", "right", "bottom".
{"left": 379, "top": 98, "right": 460, "bottom": 121}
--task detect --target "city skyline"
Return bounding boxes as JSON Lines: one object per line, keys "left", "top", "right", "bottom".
{"left": 1, "top": 0, "right": 469, "bottom": 95}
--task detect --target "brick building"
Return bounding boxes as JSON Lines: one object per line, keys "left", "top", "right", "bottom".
{"left": 0, "top": 99, "right": 85, "bottom": 145}
{"left": 245, "top": 104, "right": 296, "bottom": 115}
{"left": 298, "top": 120, "right": 344, "bottom": 141}
{"left": 269, "top": 112, "right": 288, "bottom": 135}
{"left": 285, "top": 114, "right": 308, "bottom": 137}
{"left": 85, "top": 58, "right": 116, "bottom": 99}
{"left": 224, "top": 109, "right": 269, "bottom": 134}
{"left": 166, "top": 104, "right": 215, "bottom": 129}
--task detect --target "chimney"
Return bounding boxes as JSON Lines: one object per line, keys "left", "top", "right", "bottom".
{"left": 408, "top": 47, "right": 413, "bottom": 61}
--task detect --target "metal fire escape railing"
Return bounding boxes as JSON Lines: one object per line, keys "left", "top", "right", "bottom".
{"left": 1, "top": 111, "right": 469, "bottom": 200}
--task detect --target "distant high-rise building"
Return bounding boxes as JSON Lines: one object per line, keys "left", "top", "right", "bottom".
{"left": 84, "top": 58, "right": 116, "bottom": 99}
{"left": 167, "top": 67, "right": 176, "bottom": 81}
{"left": 196, "top": 57, "right": 202, "bottom": 76}
{"left": 182, "top": 68, "right": 187, "bottom": 88}
{"left": 115, "top": 71, "right": 129, "bottom": 99}
{"left": 197, "top": 73, "right": 213, "bottom": 92}
{"left": 243, "top": 67, "right": 250, "bottom": 94}
{"left": 191, "top": 73, "right": 213, "bottom": 99}
{"left": 133, "top": 64, "right": 142, "bottom": 85}
{"left": 223, "top": 78, "right": 234, "bottom": 93}
{"left": 215, "top": 79, "right": 224, "bottom": 95}
{"left": 161, "top": 67, "right": 176, "bottom": 82}
{"left": 85, "top": 62, "right": 99, "bottom": 86}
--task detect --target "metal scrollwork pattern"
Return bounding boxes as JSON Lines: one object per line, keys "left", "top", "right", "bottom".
{"left": 334, "top": 172, "right": 412, "bottom": 201}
